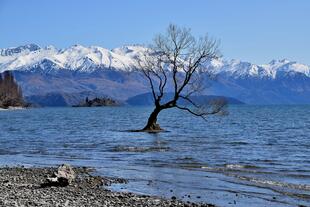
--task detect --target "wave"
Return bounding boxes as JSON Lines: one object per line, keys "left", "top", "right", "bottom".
{"left": 224, "top": 164, "right": 260, "bottom": 169}
{"left": 236, "top": 175, "right": 310, "bottom": 191}
{"left": 225, "top": 141, "right": 249, "bottom": 145}
{"left": 200, "top": 164, "right": 263, "bottom": 172}
{"left": 111, "top": 146, "right": 170, "bottom": 153}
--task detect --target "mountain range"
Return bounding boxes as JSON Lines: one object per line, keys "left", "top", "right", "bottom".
{"left": 0, "top": 44, "right": 309, "bottom": 105}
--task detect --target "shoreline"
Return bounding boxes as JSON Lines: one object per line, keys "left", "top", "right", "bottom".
{"left": 0, "top": 165, "right": 215, "bottom": 207}
{"left": 0, "top": 106, "right": 26, "bottom": 111}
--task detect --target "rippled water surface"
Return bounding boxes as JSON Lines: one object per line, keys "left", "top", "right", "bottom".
{"left": 0, "top": 106, "right": 309, "bottom": 207}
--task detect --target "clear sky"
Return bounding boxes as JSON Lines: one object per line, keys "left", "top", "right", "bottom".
{"left": 0, "top": 0, "right": 309, "bottom": 64}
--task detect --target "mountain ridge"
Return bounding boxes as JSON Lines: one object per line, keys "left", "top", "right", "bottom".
{"left": 1, "top": 44, "right": 309, "bottom": 78}
{"left": 1, "top": 44, "right": 310, "bottom": 105}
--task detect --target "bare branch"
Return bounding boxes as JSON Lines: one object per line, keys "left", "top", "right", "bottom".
{"left": 176, "top": 98, "right": 227, "bottom": 120}
{"left": 138, "top": 24, "right": 226, "bottom": 130}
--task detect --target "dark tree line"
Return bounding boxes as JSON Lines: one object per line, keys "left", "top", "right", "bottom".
{"left": 0, "top": 71, "right": 24, "bottom": 108}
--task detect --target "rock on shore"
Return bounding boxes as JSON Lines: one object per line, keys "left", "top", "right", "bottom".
{"left": 0, "top": 166, "right": 215, "bottom": 207}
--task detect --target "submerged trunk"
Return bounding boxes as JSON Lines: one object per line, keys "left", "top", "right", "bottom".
{"left": 143, "top": 107, "right": 162, "bottom": 131}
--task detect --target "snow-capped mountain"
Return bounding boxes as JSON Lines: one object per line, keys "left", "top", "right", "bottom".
{"left": 0, "top": 44, "right": 40, "bottom": 56}
{"left": 1, "top": 44, "right": 309, "bottom": 78}
{"left": 0, "top": 44, "right": 148, "bottom": 72}
{"left": 206, "top": 58, "right": 310, "bottom": 79}
{"left": 0, "top": 44, "right": 309, "bottom": 105}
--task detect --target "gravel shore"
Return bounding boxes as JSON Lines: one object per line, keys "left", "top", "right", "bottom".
{"left": 0, "top": 166, "right": 215, "bottom": 207}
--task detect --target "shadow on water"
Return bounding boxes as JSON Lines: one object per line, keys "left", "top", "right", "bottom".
{"left": 119, "top": 129, "right": 171, "bottom": 133}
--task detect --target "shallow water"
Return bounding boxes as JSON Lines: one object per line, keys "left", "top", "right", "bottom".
{"left": 0, "top": 106, "right": 309, "bottom": 207}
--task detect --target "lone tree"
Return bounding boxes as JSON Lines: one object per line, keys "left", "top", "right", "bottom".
{"left": 138, "top": 24, "right": 227, "bottom": 131}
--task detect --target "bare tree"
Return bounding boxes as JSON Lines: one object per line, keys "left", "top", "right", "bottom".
{"left": 138, "top": 24, "right": 227, "bottom": 131}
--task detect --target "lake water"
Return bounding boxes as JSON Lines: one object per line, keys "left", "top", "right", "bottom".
{"left": 0, "top": 106, "right": 309, "bottom": 207}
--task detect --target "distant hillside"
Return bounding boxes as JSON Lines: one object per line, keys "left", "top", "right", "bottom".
{"left": 25, "top": 91, "right": 113, "bottom": 107}
{"left": 126, "top": 93, "right": 244, "bottom": 106}
{"left": 1, "top": 44, "right": 309, "bottom": 104}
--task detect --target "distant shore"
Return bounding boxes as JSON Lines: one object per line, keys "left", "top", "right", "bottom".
{"left": 0, "top": 166, "right": 214, "bottom": 207}
{"left": 0, "top": 106, "right": 26, "bottom": 111}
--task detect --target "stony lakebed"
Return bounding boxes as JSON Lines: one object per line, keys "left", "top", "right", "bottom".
{"left": 0, "top": 165, "right": 215, "bottom": 207}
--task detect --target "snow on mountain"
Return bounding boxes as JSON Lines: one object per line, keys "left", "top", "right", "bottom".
{"left": 263, "top": 59, "right": 310, "bottom": 78}
{"left": 206, "top": 58, "right": 310, "bottom": 79}
{"left": 0, "top": 44, "right": 40, "bottom": 56}
{"left": 0, "top": 44, "right": 148, "bottom": 73}
{"left": 0, "top": 44, "right": 309, "bottom": 80}
{"left": 207, "top": 59, "right": 267, "bottom": 77}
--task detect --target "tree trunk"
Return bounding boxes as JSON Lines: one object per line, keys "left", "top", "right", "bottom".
{"left": 143, "top": 107, "right": 162, "bottom": 131}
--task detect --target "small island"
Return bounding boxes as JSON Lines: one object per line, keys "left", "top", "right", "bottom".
{"left": 72, "top": 97, "right": 119, "bottom": 107}
{"left": 0, "top": 71, "right": 27, "bottom": 109}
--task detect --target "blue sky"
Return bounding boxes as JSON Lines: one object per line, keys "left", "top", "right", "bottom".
{"left": 0, "top": 0, "right": 309, "bottom": 64}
